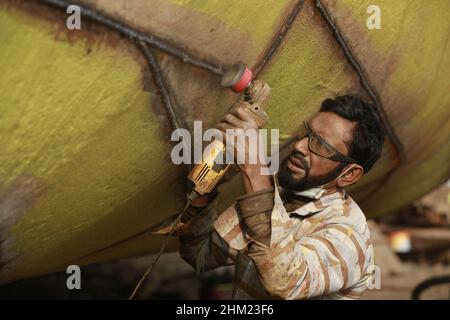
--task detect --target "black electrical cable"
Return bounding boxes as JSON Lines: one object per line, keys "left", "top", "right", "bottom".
{"left": 128, "top": 200, "right": 190, "bottom": 300}
{"left": 411, "top": 275, "right": 450, "bottom": 300}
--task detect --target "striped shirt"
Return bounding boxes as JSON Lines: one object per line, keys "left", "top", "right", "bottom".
{"left": 157, "top": 176, "right": 374, "bottom": 300}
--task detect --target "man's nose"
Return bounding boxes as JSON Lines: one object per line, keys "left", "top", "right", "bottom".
{"left": 293, "top": 137, "right": 309, "bottom": 156}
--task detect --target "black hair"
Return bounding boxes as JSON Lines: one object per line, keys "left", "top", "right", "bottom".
{"left": 320, "top": 95, "right": 385, "bottom": 173}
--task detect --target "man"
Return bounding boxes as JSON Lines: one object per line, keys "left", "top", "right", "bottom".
{"left": 158, "top": 94, "right": 385, "bottom": 299}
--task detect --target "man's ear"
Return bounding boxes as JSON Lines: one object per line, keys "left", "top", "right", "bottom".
{"left": 336, "top": 164, "right": 364, "bottom": 188}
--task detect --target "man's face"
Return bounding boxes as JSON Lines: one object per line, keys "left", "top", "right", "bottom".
{"left": 278, "top": 112, "right": 356, "bottom": 191}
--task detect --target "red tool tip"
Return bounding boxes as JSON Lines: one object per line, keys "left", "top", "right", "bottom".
{"left": 232, "top": 66, "right": 252, "bottom": 93}
{"left": 221, "top": 62, "right": 253, "bottom": 93}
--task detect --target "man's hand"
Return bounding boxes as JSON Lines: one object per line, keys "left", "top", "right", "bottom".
{"left": 216, "top": 90, "right": 272, "bottom": 193}
{"left": 217, "top": 101, "right": 262, "bottom": 167}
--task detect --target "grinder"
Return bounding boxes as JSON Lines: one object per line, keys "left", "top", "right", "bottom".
{"left": 187, "top": 74, "right": 271, "bottom": 201}
{"left": 220, "top": 62, "right": 254, "bottom": 93}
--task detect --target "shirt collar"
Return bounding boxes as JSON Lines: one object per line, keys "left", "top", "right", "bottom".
{"left": 273, "top": 174, "right": 346, "bottom": 217}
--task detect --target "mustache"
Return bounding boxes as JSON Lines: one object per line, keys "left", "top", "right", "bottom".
{"left": 290, "top": 151, "right": 310, "bottom": 175}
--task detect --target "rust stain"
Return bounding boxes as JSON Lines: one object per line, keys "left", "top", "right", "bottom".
{"left": 4, "top": 0, "right": 190, "bottom": 142}
{"left": 5, "top": 0, "right": 124, "bottom": 51}
{"left": 13, "top": 0, "right": 246, "bottom": 134}
{"left": 4, "top": 0, "right": 160, "bottom": 89}
{"left": 73, "top": 0, "right": 257, "bottom": 129}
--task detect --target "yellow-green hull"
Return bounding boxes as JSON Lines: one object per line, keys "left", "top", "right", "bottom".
{"left": 0, "top": 0, "right": 449, "bottom": 284}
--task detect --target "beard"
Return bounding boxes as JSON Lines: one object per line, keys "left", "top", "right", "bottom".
{"left": 277, "top": 152, "right": 346, "bottom": 192}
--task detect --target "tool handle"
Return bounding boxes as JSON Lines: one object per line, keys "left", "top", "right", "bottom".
{"left": 243, "top": 80, "right": 271, "bottom": 126}
{"left": 187, "top": 80, "right": 271, "bottom": 196}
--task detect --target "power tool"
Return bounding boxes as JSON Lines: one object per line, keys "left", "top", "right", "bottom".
{"left": 187, "top": 79, "right": 271, "bottom": 201}
{"left": 185, "top": 62, "right": 271, "bottom": 202}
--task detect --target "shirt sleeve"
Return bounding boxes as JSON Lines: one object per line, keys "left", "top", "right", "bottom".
{"left": 177, "top": 199, "right": 238, "bottom": 273}
{"left": 151, "top": 194, "right": 240, "bottom": 274}
{"left": 245, "top": 188, "right": 370, "bottom": 299}
{"left": 236, "top": 187, "right": 274, "bottom": 249}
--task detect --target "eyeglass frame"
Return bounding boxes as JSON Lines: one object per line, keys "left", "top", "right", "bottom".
{"left": 300, "top": 121, "right": 359, "bottom": 164}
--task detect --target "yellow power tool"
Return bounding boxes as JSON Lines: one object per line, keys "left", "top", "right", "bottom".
{"left": 187, "top": 80, "right": 271, "bottom": 201}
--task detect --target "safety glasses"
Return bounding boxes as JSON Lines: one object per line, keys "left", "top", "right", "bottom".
{"left": 298, "top": 121, "right": 358, "bottom": 164}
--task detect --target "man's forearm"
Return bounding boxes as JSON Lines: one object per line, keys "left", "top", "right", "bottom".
{"left": 238, "top": 164, "right": 274, "bottom": 248}
{"left": 178, "top": 191, "right": 235, "bottom": 272}
{"left": 241, "top": 164, "right": 272, "bottom": 193}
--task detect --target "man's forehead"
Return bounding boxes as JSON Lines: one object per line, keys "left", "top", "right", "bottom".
{"left": 309, "top": 112, "right": 355, "bottom": 145}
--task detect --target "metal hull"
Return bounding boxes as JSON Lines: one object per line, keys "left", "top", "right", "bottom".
{"left": 0, "top": 0, "right": 449, "bottom": 283}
